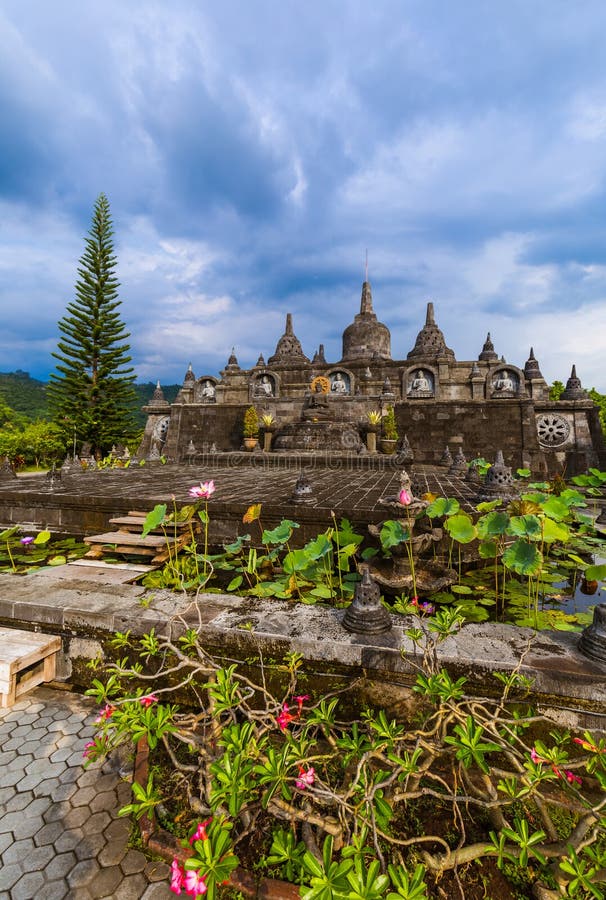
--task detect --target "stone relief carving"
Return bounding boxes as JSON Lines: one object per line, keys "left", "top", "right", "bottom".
{"left": 152, "top": 416, "right": 170, "bottom": 447}
{"left": 329, "top": 371, "right": 350, "bottom": 394}
{"left": 491, "top": 369, "right": 518, "bottom": 396}
{"left": 407, "top": 368, "right": 434, "bottom": 398}
{"left": 253, "top": 374, "right": 275, "bottom": 398}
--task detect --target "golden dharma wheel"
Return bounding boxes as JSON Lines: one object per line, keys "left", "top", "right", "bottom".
{"left": 310, "top": 375, "right": 330, "bottom": 394}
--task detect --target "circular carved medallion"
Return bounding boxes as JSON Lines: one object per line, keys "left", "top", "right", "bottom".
{"left": 536, "top": 414, "right": 570, "bottom": 447}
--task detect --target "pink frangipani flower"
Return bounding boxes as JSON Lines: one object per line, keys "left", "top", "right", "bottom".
{"left": 293, "top": 694, "right": 309, "bottom": 713}
{"left": 183, "top": 869, "right": 207, "bottom": 896}
{"left": 189, "top": 481, "right": 216, "bottom": 500}
{"left": 189, "top": 818, "right": 211, "bottom": 845}
{"left": 277, "top": 702, "right": 295, "bottom": 731}
{"left": 565, "top": 770, "right": 582, "bottom": 785}
{"left": 139, "top": 693, "right": 159, "bottom": 708}
{"left": 398, "top": 488, "right": 412, "bottom": 506}
{"left": 170, "top": 859, "right": 185, "bottom": 895}
{"left": 295, "top": 765, "right": 315, "bottom": 790}
{"left": 94, "top": 704, "right": 115, "bottom": 724}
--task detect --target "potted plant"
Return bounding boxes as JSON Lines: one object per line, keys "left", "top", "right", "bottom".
{"left": 380, "top": 405, "right": 398, "bottom": 454}
{"left": 243, "top": 406, "right": 259, "bottom": 451}
{"left": 365, "top": 410, "right": 382, "bottom": 453}
{"left": 261, "top": 413, "right": 276, "bottom": 452}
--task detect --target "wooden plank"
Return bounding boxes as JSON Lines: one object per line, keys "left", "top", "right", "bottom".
{"left": 83, "top": 532, "right": 182, "bottom": 548}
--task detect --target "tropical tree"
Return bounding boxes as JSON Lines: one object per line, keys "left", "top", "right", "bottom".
{"left": 47, "top": 193, "right": 138, "bottom": 456}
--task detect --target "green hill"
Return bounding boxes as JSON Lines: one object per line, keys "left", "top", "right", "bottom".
{"left": 0, "top": 371, "right": 49, "bottom": 420}
{"left": 0, "top": 372, "right": 181, "bottom": 427}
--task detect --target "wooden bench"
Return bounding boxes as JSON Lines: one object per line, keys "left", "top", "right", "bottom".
{"left": 0, "top": 628, "right": 62, "bottom": 708}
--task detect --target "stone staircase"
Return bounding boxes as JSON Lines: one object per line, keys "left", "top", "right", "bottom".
{"left": 83, "top": 509, "right": 199, "bottom": 565}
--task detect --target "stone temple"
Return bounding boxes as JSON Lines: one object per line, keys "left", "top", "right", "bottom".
{"left": 139, "top": 281, "right": 605, "bottom": 475}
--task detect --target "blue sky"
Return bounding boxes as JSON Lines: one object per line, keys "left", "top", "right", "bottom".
{"left": 2, "top": 1, "right": 606, "bottom": 389}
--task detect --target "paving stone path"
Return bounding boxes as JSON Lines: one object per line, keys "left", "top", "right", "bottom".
{"left": 0, "top": 687, "right": 172, "bottom": 899}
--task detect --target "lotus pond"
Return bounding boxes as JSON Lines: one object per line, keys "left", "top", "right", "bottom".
{"left": 0, "top": 526, "right": 89, "bottom": 572}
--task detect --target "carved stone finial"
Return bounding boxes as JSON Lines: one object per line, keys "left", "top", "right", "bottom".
{"left": 381, "top": 377, "right": 395, "bottom": 398}
{"left": 448, "top": 447, "right": 467, "bottom": 476}
{"left": 561, "top": 364, "right": 588, "bottom": 400}
{"left": 341, "top": 280, "right": 391, "bottom": 361}
{"left": 440, "top": 445, "right": 453, "bottom": 467}
{"left": 226, "top": 347, "right": 241, "bottom": 371}
{"left": 255, "top": 353, "right": 265, "bottom": 368}
{"left": 184, "top": 363, "right": 195, "bottom": 383}
{"left": 0, "top": 456, "right": 17, "bottom": 481}
{"left": 479, "top": 333, "right": 498, "bottom": 362}
{"left": 312, "top": 344, "right": 327, "bottom": 365}
{"left": 342, "top": 568, "right": 392, "bottom": 634}
{"left": 470, "top": 361, "right": 481, "bottom": 377}
{"left": 579, "top": 604, "right": 606, "bottom": 661}
{"left": 291, "top": 472, "right": 314, "bottom": 503}
{"left": 360, "top": 281, "right": 374, "bottom": 315}
{"left": 477, "top": 450, "right": 518, "bottom": 500}
{"left": 268, "top": 314, "right": 310, "bottom": 365}
{"left": 524, "top": 347, "right": 543, "bottom": 379}
{"left": 407, "top": 302, "right": 455, "bottom": 361}
{"left": 149, "top": 380, "right": 169, "bottom": 408}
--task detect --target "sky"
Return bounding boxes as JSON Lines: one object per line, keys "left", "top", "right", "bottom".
{"left": 2, "top": 1, "right": 606, "bottom": 390}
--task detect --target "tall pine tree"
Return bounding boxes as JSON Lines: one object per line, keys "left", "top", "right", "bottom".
{"left": 48, "top": 194, "right": 138, "bottom": 456}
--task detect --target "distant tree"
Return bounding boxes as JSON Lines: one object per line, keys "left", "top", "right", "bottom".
{"left": 588, "top": 387, "right": 606, "bottom": 437}
{"left": 549, "top": 380, "right": 565, "bottom": 400}
{"left": 47, "top": 194, "right": 138, "bottom": 456}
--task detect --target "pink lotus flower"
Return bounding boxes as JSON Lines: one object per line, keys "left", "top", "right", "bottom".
{"left": 277, "top": 702, "right": 295, "bottom": 731}
{"left": 139, "top": 693, "right": 159, "bottom": 708}
{"left": 189, "top": 481, "right": 216, "bottom": 500}
{"left": 189, "top": 818, "right": 211, "bottom": 845}
{"left": 295, "top": 765, "right": 315, "bottom": 790}
{"left": 184, "top": 869, "right": 207, "bottom": 896}
{"left": 565, "top": 770, "right": 582, "bottom": 786}
{"left": 170, "top": 859, "right": 185, "bottom": 894}
{"left": 398, "top": 488, "right": 412, "bottom": 506}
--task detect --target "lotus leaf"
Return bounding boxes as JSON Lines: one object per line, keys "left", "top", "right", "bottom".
{"left": 502, "top": 540, "right": 543, "bottom": 575}
{"left": 426, "top": 497, "right": 460, "bottom": 519}
{"left": 380, "top": 520, "right": 409, "bottom": 551}
{"left": 584, "top": 563, "right": 606, "bottom": 581}
{"left": 477, "top": 511, "right": 510, "bottom": 538}
{"left": 541, "top": 496, "right": 570, "bottom": 521}
{"left": 508, "top": 515, "right": 542, "bottom": 540}
{"left": 444, "top": 514, "right": 477, "bottom": 544}
{"left": 541, "top": 518, "right": 570, "bottom": 544}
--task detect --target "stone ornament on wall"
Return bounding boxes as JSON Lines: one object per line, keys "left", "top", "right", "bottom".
{"left": 407, "top": 368, "right": 434, "bottom": 398}
{"left": 152, "top": 415, "right": 170, "bottom": 447}
{"left": 329, "top": 371, "right": 350, "bottom": 394}
{"left": 310, "top": 375, "right": 330, "bottom": 394}
{"left": 253, "top": 373, "right": 276, "bottom": 398}
{"left": 193, "top": 377, "right": 218, "bottom": 403}
{"left": 536, "top": 414, "right": 571, "bottom": 447}
{"left": 491, "top": 369, "right": 518, "bottom": 397}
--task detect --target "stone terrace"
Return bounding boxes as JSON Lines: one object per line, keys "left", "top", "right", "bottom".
{"left": 0, "top": 457, "right": 479, "bottom": 543}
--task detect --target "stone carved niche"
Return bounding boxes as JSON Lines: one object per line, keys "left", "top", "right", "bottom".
{"left": 536, "top": 414, "right": 571, "bottom": 448}
{"left": 251, "top": 372, "right": 278, "bottom": 400}
{"left": 490, "top": 368, "right": 519, "bottom": 398}
{"left": 194, "top": 377, "right": 218, "bottom": 403}
{"left": 328, "top": 371, "right": 351, "bottom": 395}
{"left": 406, "top": 368, "right": 435, "bottom": 399}
{"left": 152, "top": 415, "right": 170, "bottom": 449}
